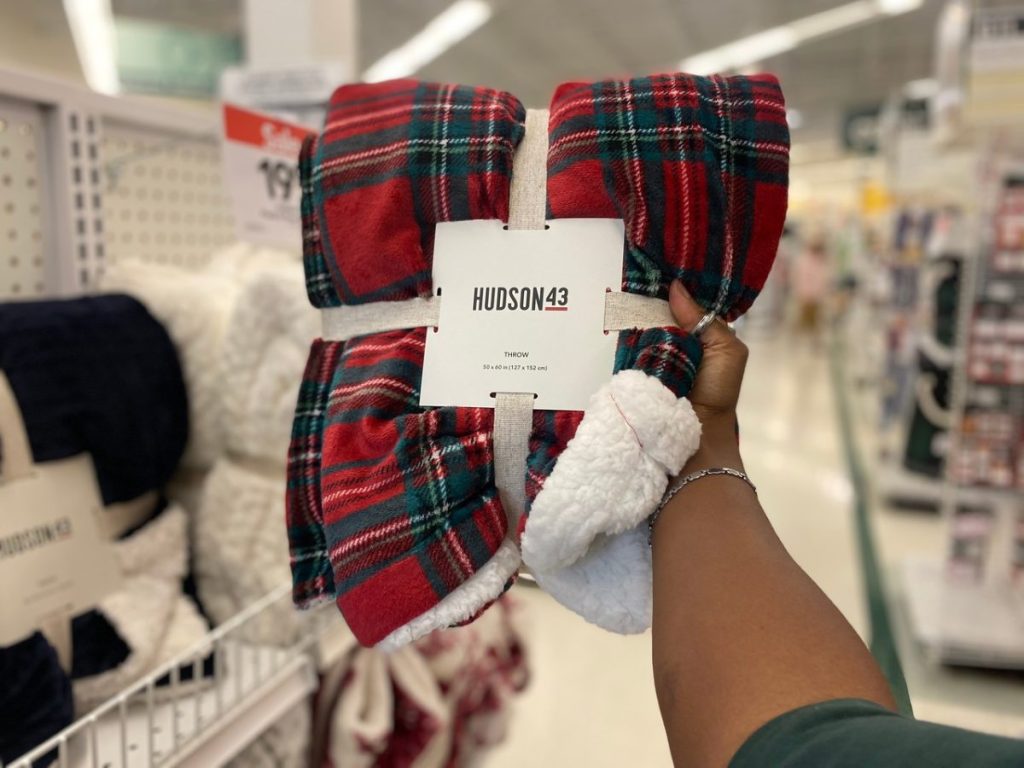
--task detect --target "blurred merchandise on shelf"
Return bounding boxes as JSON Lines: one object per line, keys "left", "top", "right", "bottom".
{"left": 229, "top": 699, "right": 312, "bottom": 768}
{"left": 966, "top": 5, "right": 1024, "bottom": 127}
{"left": 72, "top": 500, "right": 214, "bottom": 713}
{"left": 313, "top": 596, "right": 528, "bottom": 768}
{"left": 0, "top": 633, "right": 73, "bottom": 768}
{"left": 948, "top": 504, "right": 996, "bottom": 583}
{"left": 950, "top": 164, "right": 1024, "bottom": 494}
{"left": 902, "top": 350, "right": 953, "bottom": 479}
{"left": 895, "top": 141, "right": 1024, "bottom": 671}
{"left": 195, "top": 458, "right": 301, "bottom": 647}
{"left": 1013, "top": 512, "right": 1024, "bottom": 584}
{"left": 218, "top": 265, "right": 319, "bottom": 465}
{"left": 0, "top": 294, "right": 188, "bottom": 505}
{"left": 98, "top": 243, "right": 305, "bottom": 469}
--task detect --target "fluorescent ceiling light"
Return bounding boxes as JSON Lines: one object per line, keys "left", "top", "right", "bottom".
{"left": 790, "top": 1, "right": 877, "bottom": 40}
{"left": 679, "top": 0, "right": 924, "bottom": 74}
{"left": 905, "top": 77, "right": 939, "bottom": 99}
{"left": 63, "top": 0, "right": 120, "bottom": 95}
{"left": 683, "top": 28, "right": 797, "bottom": 75}
{"left": 363, "top": 0, "right": 492, "bottom": 82}
{"left": 877, "top": 0, "right": 924, "bottom": 14}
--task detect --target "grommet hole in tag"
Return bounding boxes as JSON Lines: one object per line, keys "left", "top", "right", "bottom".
{"left": 604, "top": 287, "right": 612, "bottom": 335}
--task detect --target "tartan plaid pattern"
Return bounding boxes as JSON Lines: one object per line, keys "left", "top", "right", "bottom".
{"left": 286, "top": 339, "right": 342, "bottom": 606}
{"left": 287, "top": 75, "right": 789, "bottom": 646}
{"left": 547, "top": 73, "right": 789, "bottom": 318}
{"left": 308, "top": 80, "right": 525, "bottom": 307}
{"left": 321, "top": 329, "right": 508, "bottom": 644}
{"left": 299, "top": 135, "right": 340, "bottom": 309}
{"left": 288, "top": 80, "right": 526, "bottom": 646}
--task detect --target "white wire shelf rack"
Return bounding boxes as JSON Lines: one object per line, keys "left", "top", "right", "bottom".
{"left": 7, "top": 583, "right": 346, "bottom": 768}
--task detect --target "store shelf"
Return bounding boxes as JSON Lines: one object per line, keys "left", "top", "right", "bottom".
{"left": 8, "top": 584, "right": 326, "bottom": 768}
{"left": 891, "top": 558, "right": 1024, "bottom": 739}
{"left": 900, "top": 556, "right": 1024, "bottom": 669}
{"left": 55, "top": 644, "right": 313, "bottom": 768}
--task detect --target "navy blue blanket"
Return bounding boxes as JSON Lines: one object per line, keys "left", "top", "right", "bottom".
{"left": 0, "top": 633, "right": 72, "bottom": 767}
{"left": 0, "top": 294, "right": 188, "bottom": 504}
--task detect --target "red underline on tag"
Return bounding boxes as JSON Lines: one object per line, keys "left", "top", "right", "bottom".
{"left": 545, "top": 307, "right": 569, "bottom": 312}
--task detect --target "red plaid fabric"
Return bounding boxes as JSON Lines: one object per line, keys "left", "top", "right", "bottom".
{"left": 288, "top": 74, "right": 789, "bottom": 646}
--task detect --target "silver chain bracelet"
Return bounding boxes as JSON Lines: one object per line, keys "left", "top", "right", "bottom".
{"left": 648, "top": 467, "right": 757, "bottom": 545}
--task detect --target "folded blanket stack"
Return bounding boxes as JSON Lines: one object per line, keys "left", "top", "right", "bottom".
{"left": 288, "top": 75, "right": 789, "bottom": 646}
{"left": 71, "top": 502, "right": 213, "bottom": 713}
{"left": 0, "top": 294, "right": 187, "bottom": 505}
{"left": 313, "top": 596, "right": 528, "bottom": 768}
{"left": 100, "top": 248, "right": 314, "bottom": 767}
{"left": 221, "top": 267, "right": 320, "bottom": 465}
{"left": 194, "top": 458, "right": 302, "bottom": 646}
{"left": 101, "top": 247, "right": 316, "bottom": 471}
{"left": 0, "top": 295, "right": 207, "bottom": 733}
{"left": 100, "top": 261, "right": 240, "bottom": 468}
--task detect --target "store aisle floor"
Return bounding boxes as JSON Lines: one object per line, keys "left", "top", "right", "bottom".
{"left": 488, "top": 333, "right": 868, "bottom": 767}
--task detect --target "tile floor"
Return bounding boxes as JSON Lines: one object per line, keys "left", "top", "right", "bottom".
{"left": 489, "top": 333, "right": 867, "bottom": 767}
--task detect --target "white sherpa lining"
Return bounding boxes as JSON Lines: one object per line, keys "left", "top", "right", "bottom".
{"left": 194, "top": 458, "right": 302, "bottom": 646}
{"left": 72, "top": 504, "right": 211, "bottom": 713}
{"left": 376, "top": 538, "right": 522, "bottom": 652}
{"left": 521, "top": 369, "right": 701, "bottom": 633}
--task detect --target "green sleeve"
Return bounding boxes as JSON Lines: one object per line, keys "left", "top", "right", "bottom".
{"left": 730, "top": 699, "right": 1024, "bottom": 768}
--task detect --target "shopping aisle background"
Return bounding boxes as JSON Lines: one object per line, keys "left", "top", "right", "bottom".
{"left": 489, "top": 331, "right": 866, "bottom": 766}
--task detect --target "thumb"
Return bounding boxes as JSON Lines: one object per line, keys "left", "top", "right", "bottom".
{"left": 668, "top": 280, "right": 734, "bottom": 348}
{"left": 668, "top": 279, "right": 706, "bottom": 330}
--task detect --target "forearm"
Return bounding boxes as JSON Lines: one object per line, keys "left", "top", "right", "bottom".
{"left": 651, "top": 416, "right": 896, "bottom": 768}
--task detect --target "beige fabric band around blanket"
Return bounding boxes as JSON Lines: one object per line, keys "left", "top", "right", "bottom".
{"left": 319, "top": 291, "right": 673, "bottom": 340}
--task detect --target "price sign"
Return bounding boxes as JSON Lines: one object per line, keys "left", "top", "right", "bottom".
{"left": 222, "top": 103, "right": 314, "bottom": 250}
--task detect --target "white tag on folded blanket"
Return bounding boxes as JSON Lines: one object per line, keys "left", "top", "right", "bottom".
{"left": 420, "top": 218, "right": 623, "bottom": 411}
{"left": 0, "top": 454, "right": 120, "bottom": 646}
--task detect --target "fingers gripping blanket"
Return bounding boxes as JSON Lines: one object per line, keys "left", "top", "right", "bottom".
{"left": 288, "top": 75, "right": 789, "bottom": 647}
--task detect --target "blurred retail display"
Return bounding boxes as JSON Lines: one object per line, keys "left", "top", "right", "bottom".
{"left": 0, "top": 294, "right": 188, "bottom": 504}
{"left": 5, "top": 0, "right": 1024, "bottom": 763}
{"left": 313, "top": 597, "right": 528, "bottom": 768}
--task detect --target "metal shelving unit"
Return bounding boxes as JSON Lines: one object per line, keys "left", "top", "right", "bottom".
{"left": 893, "top": 5, "right": 1024, "bottom": 670}
{"left": 0, "top": 67, "right": 340, "bottom": 767}
{"left": 6, "top": 584, "right": 349, "bottom": 768}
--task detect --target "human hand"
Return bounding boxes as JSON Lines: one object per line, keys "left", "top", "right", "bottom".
{"left": 667, "top": 280, "right": 748, "bottom": 467}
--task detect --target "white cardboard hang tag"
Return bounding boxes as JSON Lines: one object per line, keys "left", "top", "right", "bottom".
{"left": 420, "top": 219, "right": 624, "bottom": 412}
{"left": 0, "top": 373, "right": 120, "bottom": 647}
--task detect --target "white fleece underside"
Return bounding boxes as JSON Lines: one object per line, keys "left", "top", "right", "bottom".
{"left": 522, "top": 369, "right": 702, "bottom": 634}
{"left": 376, "top": 538, "right": 522, "bottom": 652}
{"left": 72, "top": 505, "right": 211, "bottom": 713}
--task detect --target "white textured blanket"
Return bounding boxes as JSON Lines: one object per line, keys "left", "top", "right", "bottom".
{"left": 220, "top": 266, "right": 318, "bottom": 464}
{"left": 194, "top": 458, "right": 300, "bottom": 646}
{"left": 100, "top": 262, "right": 238, "bottom": 468}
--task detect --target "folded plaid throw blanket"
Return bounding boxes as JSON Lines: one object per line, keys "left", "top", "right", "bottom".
{"left": 288, "top": 75, "right": 789, "bottom": 647}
